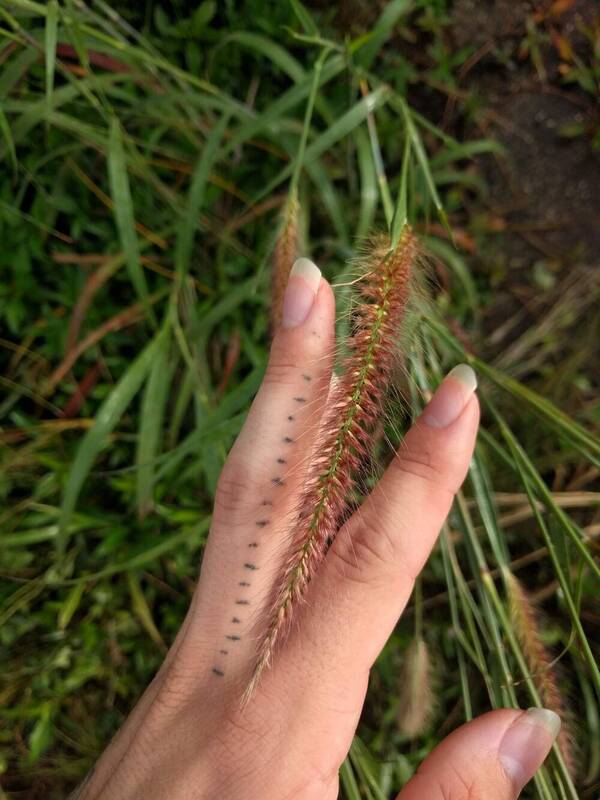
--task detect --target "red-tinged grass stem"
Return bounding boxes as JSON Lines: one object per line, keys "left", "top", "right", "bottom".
{"left": 243, "top": 227, "right": 417, "bottom": 704}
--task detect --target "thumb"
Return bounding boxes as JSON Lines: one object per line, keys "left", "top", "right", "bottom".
{"left": 397, "top": 708, "right": 561, "bottom": 800}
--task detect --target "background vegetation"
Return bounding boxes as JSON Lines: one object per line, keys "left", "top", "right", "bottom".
{"left": 0, "top": 1, "right": 598, "bottom": 798}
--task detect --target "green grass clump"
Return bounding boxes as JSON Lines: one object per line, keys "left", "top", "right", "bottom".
{"left": 0, "top": 2, "right": 598, "bottom": 798}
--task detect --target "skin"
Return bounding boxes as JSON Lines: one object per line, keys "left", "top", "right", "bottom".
{"left": 77, "top": 275, "right": 557, "bottom": 800}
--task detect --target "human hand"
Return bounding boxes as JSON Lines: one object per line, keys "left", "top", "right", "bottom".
{"left": 78, "top": 260, "right": 560, "bottom": 800}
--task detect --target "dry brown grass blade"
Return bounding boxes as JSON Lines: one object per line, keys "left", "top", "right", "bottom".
{"left": 44, "top": 292, "right": 162, "bottom": 395}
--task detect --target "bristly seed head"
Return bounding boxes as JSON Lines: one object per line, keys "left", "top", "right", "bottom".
{"left": 243, "top": 227, "right": 417, "bottom": 704}
{"left": 507, "top": 574, "right": 577, "bottom": 777}
{"left": 271, "top": 193, "right": 300, "bottom": 332}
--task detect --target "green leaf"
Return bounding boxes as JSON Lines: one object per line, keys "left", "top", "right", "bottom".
{"left": 423, "top": 236, "right": 479, "bottom": 313}
{"left": 355, "top": 127, "right": 377, "bottom": 240}
{"left": 220, "top": 32, "right": 305, "bottom": 83}
{"left": 223, "top": 54, "right": 345, "bottom": 157}
{"left": 289, "top": 0, "right": 319, "bottom": 36}
{"left": 254, "top": 85, "right": 391, "bottom": 204}
{"left": 136, "top": 327, "right": 174, "bottom": 518}
{"left": 0, "top": 102, "right": 16, "bottom": 174}
{"left": 397, "top": 98, "right": 452, "bottom": 241}
{"left": 107, "top": 117, "right": 155, "bottom": 324}
{"left": 127, "top": 571, "right": 165, "bottom": 649}
{"left": 355, "top": 0, "right": 413, "bottom": 69}
{"left": 44, "top": 0, "right": 58, "bottom": 120}
{"left": 390, "top": 130, "right": 411, "bottom": 246}
{"left": 191, "top": 1, "right": 216, "bottom": 33}
{"left": 28, "top": 702, "right": 54, "bottom": 763}
{"left": 58, "top": 333, "right": 163, "bottom": 550}
{"left": 66, "top": 520, "right": 210, "bottom": 584}
{"left": 175, "top": 112, "right": 230, "bottom": 278}
{"left": 57, "top": 581, "right": 85, "bottom": 631}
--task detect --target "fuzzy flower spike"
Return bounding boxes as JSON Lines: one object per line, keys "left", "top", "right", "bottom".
{"left": 243, "top": 227, "right": 417, "bottom": 703}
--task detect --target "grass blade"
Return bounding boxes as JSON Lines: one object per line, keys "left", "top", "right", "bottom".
{"left": 175, "top": 112, "right": 230, "bottom": 279}
{"left": 44, "top": 0, "right": 58, "bottom": 121}
{"left": 107, "top": 116, "right": 155, "bottom": 325}
{"left": 135, "top": 327, "right": 174, "bottom": 519}
{"left": 289, "top": 0, "right": 319, "bottom": 36}
{"left": 127, "top": 571, "right": 165, "bottom": 649}
{"left": 390, "top": 129, "right": 411, "bottom": 246}
{"left": 356, "top": 0, "right": 413, "bottom": 70}
{"left": 253, "top": 85, "right": 390, "bottom": 205}
{"left": 219, "top": 31, "right": 305, "bottom": 83}
{"left": 58, "top": 333, "right": 163, "bottom": 550}
{"left": 0, "top": 102, "right": 17, "bottom": 175}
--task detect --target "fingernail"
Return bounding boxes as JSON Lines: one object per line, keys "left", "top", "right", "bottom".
{"left": 422, "top": 364, "right": 477, "bottom": 428}
{"left": 499, "top": 708, "right": 561, "bottom": 790}
{"left": 281, "top": 258, "right": 321, "bottom": 329}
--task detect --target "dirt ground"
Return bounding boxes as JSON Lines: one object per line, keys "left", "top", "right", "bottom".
{"left": 453, "top": 0, "right": 600, "bottom": 264}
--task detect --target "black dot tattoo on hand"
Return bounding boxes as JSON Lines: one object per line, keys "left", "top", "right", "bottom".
{"left": 256, "top": 519, "right": 269, "bottom": 527}
{"left": 239, "top": 581, "right": 250, "bottom": 587}
{"left": 232, "top": 617, "right": 241, "bottom": 624}
{"left": 226, "top": 634, "right": 241, "bottom": 641}
{"left": 244, "top": 562, "right": 258, "bottom": 570}
{"left": 236, "top": 599, "right": 250, "bottom": 605}
{"left": 293, "top": 396, "right": 306, "bottom": 403}
{"left": 303, "top": 374, "right": 312, "bottom": 382}
{"left": 272, "top": 477, "right": 284, "bottom": 486}
{"left": 283, "top": 436, "right": 293, "bottom": 444}
{"left": 277, "top": 457, "right": 286, "bottom": 464}
{"left": 248, "top": 542, "right": 259, "bottom": 549}
{"left": 212, "top": 667, "right": 225, "bottom": 677}
{"left": 288, "top": 415, "right": 294, "bottom": 421}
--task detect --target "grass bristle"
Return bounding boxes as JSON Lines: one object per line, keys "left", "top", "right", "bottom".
{"left": 507, "top": 573, "right": 578, "bottom": 777}
{"left": 243, "top": 227, "right": 417, "bottom": 703}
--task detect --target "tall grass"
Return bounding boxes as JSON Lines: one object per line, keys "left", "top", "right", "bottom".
{"left": 0, "top": 2, "right": 598, "bottom": 798}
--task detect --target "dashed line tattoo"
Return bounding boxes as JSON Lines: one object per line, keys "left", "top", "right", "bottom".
{"left": 244, "top": 562, "right": 258, "bottom": 570}
{"left": 226, "top": 634, "right": 241, "bottom": 641}
{"left": 232, "top": 617, "right": 241, "bottom": 624}
{"left": 283, "top": 436, "right": 293, "bottom": 443}
{"left": 272, "top": 476, "right": 285, "bottom": 486}
{"left": 277, "top": 457, "right": 286, "bottom": 464}
{"left": 256, "top": 519, "right": 269, "bottom": 527}
{"left": 248, "top": 542, "right": 259, "bottom": 548}
{"left": 236, "top": 599, "right": 250, "bottom": 605}
{"left": 212, "top": 667, "right": 225, "bottom": 676}
{"left": 302, "top": 374, "right": 312, "bottom": 381}
{"left": 293, "top": 396, "right": 306, "bottom": 403}
{"left": 239, "top": 581, "right": 251, "bottom": 587}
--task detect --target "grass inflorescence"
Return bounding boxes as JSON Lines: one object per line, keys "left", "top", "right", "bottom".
{"left": 245, "top": 228, "right": 416, "bottom": 700}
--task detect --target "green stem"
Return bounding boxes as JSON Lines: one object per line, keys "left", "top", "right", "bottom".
{"left": 290, "top": 47, "right": 331, "bottom": 195}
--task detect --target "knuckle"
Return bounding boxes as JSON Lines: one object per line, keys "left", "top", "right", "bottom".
{"left": 328, "top": 520, "right": 411, "bottom": 588}
{"left": 393, "top": 446, "right": 458, "bottom": 501}
{"left": 214, "top": 461, "right": 257, "bottom": 516}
